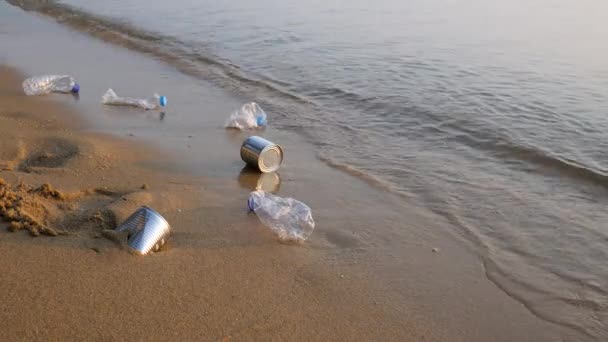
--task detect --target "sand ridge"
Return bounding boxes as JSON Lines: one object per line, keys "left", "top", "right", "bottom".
{"left": 0, "top": 177, "right": 155, "bottom": 237}
{"left": 0, "top": 179, "right": 73, "bottom": 236}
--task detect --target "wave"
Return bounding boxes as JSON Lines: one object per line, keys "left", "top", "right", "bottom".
{"left": 490, "top": 140, "right": 608, "bottom": 187}
{"left": 436, "top": 121, "right": 608, "bottom": 188}
{"left": 316, "top": 155, "right": 406, "bottom": 194}
{"left": 482, "top": 257, "right": 600, "bottom": 341}
{"left": 427, "top": 200, "right": 605, "bottom": 341}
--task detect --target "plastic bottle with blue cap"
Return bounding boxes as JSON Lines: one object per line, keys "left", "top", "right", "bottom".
{"left": 22, "top": 75, "right": 80, "bottom": 96}
{"left": 225, "top": 102, "right": 268, "bottom": 130}
{"left": 101, "top": 88, "right": 167, "bottom": 110}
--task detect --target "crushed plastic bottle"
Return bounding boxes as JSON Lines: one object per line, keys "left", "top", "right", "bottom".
{"left": 248, "top": 190, "right": 315, "bottom": 242}
{"left": 225, "top": 102, "right": 267, "bottom": 130}
{"left": 22, "top": 75, "right": 80, "bottom": 96}
{"left": 101, "top": 88, "right": 167, "bottom": 110}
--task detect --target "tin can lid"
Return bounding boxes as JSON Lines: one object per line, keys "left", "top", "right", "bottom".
{"left": 258, "top": 146, "right": 283, "bottom": 172}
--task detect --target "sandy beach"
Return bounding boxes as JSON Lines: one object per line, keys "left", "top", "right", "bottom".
{"left": 0, "top": 65, "right": 576, "bottom": 341}
{"left": 0, "top": 66, "right": 440, "bottom": 341}
{"left": 0, "top": 1, "right": 595, "bottom": 340}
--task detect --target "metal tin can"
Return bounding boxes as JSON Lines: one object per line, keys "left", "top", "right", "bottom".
{"left": 240, "top": 136, "right": 284, "bottom": 173}
{"left": 115, "top": 206, "right": 171, "bottom": 255}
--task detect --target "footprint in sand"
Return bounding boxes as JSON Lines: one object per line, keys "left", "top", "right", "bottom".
{"left": 17, "top": 137, "right": 79, "bottom": 172}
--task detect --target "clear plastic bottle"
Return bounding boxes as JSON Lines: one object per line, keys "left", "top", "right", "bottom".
{"left": 101, "top": 88, "right": 167, "bottom": 110}
{"left": 248, "top": 190, "right": 315, "bottom": 242}
{"left": 22, "top": 75, "right": 80, "bottom": 96}
{"left": 225, "top": 102, "right": 267, "bottom": 129}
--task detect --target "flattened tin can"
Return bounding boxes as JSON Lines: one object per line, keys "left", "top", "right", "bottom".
{"left": 115, "top": 206, "right": 171, "bottom": 255}
{"left": 240, "top": 136, "right": 284, "bottom": 173}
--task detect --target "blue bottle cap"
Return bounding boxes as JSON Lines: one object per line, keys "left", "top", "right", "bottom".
{"left": 71, "top": 83, "right": 80, "bottom": 93}
{"left": 159, "top": 95, "right": 167, "bottom": 107}
{"left": 247, "top": 196, "right": 255, "bottom": 211}
{"left": 256, "top": 115, "right": 266, "bottom": 126}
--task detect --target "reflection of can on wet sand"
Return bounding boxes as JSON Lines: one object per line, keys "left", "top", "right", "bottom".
{"left": 237, "top": 167, "right": 281, "bottom": 193}
{"left": 115, "top": 206, "right": 171, "bottom": 255}
{"left": 256, "top": 172, "right": 281, "bottom": 192}
{"left": 240, "top": 136, "right": 284, "bottom": 173}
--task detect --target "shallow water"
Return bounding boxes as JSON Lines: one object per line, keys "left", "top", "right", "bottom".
{"left": 2, "top": 0, "right": 608, "bottom": 339}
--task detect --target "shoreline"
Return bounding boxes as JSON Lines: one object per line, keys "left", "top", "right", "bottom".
{"left": 0, "top": 1, "right": 590, "bottom": 339}
{"left": 0, "top": 66, "right": 573, "bottom": 341}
